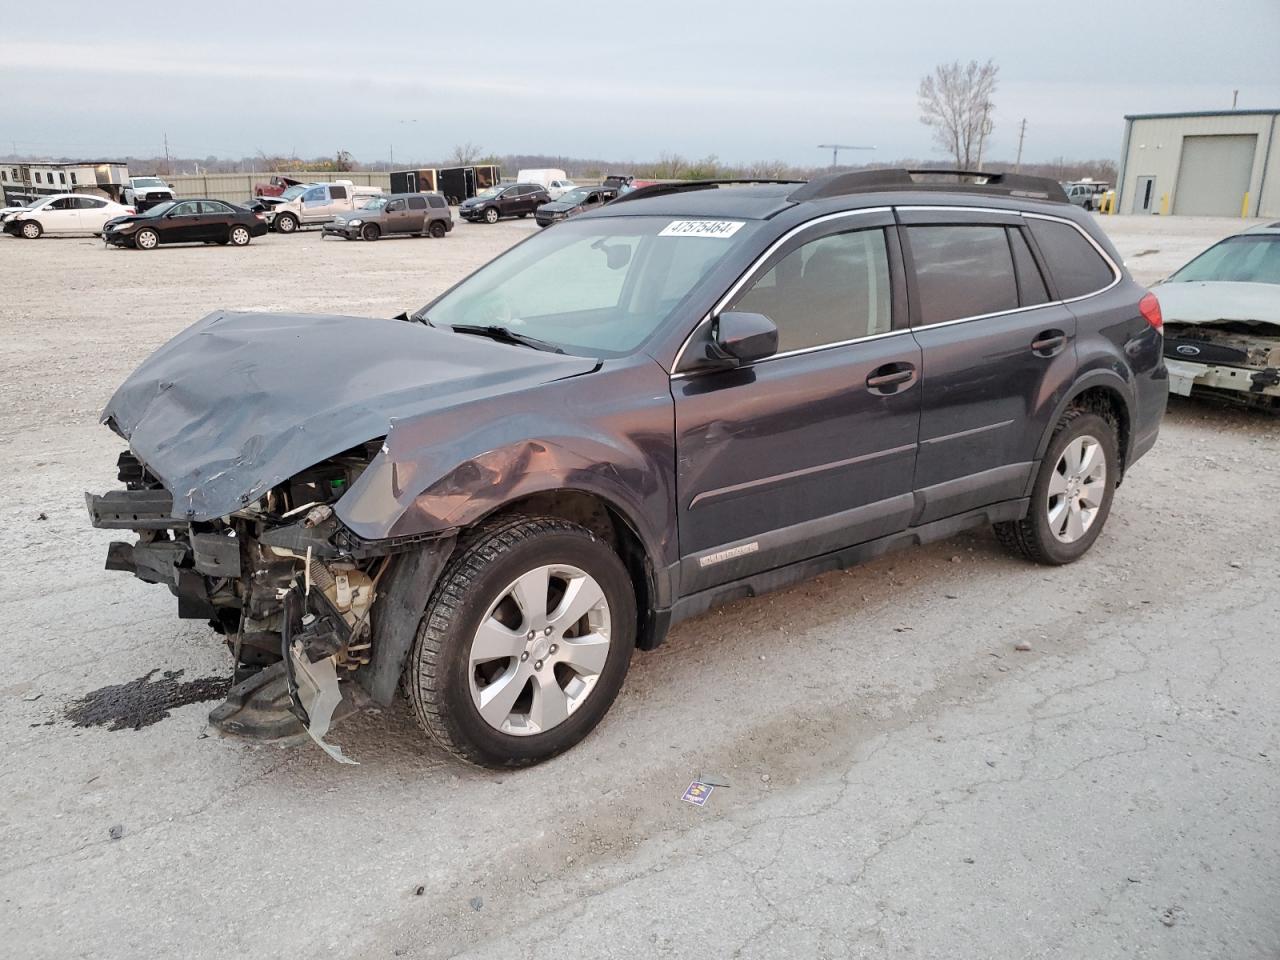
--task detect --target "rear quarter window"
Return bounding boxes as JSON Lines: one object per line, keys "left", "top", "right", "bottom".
{"left": 1028, "top": 219, "right": 1116, "bottom": 299}
{"left": 427, "top": 195, "right": 446, "bottom": 208}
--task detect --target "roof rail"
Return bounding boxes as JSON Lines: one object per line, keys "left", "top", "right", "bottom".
{"left": 788, "top": 168, "right": 1068, "bottom": 203}
{"left": 609, "top": 178, "right": 805, "bottom": 204}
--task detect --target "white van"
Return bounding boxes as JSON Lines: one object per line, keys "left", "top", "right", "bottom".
{"left": 266, "top": 180, "right": 384, "bottom": 233}
{"left": 516, "top": 168, "right": 576, "bottom": 200}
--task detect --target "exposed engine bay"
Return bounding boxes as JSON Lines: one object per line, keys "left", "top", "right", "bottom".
{"left": 87, "top": 441, "right": 445, "bottom": 761}
{"left": 1163, "top": 320, "right": 1280, "bottom": 405}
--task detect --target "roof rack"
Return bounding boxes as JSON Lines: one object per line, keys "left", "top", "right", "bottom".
{"left": 789, "top": 168, "right": 1067, "bottom": 203}
{"left": 608, "top": 178, "right": 805, "bottom": 204}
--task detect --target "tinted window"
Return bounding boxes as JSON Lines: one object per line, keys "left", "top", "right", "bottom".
{"left": 329, "top": 185, "right": 347, "bottom": 199}
{"left": 427, "top": 195, "right": 446, "bottom": 208}
{"left": 34, "top": 172, "right": 41, "bottom": 183}
{"left": 1009, "top": 228, "right": 1049, "bottom": 306}
{"left": 200, "top": 200, "right": 231, "bottom": 214}
{"left": 70, "top": 172, "right": 77, "bottom": 184}
{"left": 407, "top": 196, "right": 427, "bottom": 210}
{"left": 76, "top": 197, "right": 106, "bottom": 209}
{"left": 170, "top": 201, "right": 199, "bottom": 216}
{"left": 907, "top": 225, "right": 1018, "bottom": 325}
{"left": 732, "top": 228, "right": 892, "bottom": 353}
{"left": 1027, "top": 219, "right": 1115, "bottom": 298}
{"left": 50, "top": 197, "right": 74, "bottom": 209}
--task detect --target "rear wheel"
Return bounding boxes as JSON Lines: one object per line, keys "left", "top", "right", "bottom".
{"left": 361, "top": 223, "right": 380, "bottom": 241}
{"left": 428, "top": 220, "right": 447, "bottom": 238}
{"left": 20, "top": 220, "right": 42, "bottom": 239}
{"left": 134, "top": 228, "right": 159, "bottom": 250}
{"left": 229, "top": 225, "right": 252, "bottom": 246}
{"left": 995, "top": 409, "right": 1118, "bottom": 565}
{"left": 274, "top": 212, "right": 298, "bottom": 234}
{"left": 483, "top": 207, "right": 499, "bottom": 224}
{"left": 407, "top": 516, "right": 636, "bottom": 768}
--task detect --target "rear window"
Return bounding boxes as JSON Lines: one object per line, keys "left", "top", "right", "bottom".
{"left": 1028, "top": 219, "right": 1116, "bottom": 299}
{"left": 907, "top": 225, "right": 1019, "bottom": 325}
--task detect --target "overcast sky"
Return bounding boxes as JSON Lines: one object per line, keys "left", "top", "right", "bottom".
{"left": 6, "top": 0, "right": 1279, "bottom": 167}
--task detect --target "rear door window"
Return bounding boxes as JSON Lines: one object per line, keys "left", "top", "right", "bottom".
{"left": 427, "top": 195, "right": 446, "bottom": 208}
{"left": 1027, "top": 219, "right": 1116, "bottom": 299}
{"left": 906, "top": 225, "right": 1019, "bottom": 325}
{"left": 407, "top": 196, "right": 427, "bottom": 210}
{"left": 329, "top": 185, "right": 348, "bottom": 200}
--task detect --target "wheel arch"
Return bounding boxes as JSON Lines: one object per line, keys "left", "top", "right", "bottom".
{"left": 1036, "top": 371, "right": 1134, "bottom": 479}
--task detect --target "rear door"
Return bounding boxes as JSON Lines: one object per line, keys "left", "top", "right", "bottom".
{"left": 898, "top": 209, "right": 1078, "bottom": 524}
{"left": 75, "top": 196, "right": 112, "bottom": 232}
{"left": 405, "top": 195, "right": 428, "bottom": 232}
{"left": 198, "top": 200, "right": 235, "bottom": 240}
{"left": 673, "top": 211, "right": 921, "bottom": 592}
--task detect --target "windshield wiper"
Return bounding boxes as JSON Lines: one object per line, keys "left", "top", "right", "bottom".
{"left": 450, "top": 324, "right": 564, "bottom": 353}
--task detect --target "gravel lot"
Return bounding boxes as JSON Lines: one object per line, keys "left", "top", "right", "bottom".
{"left": 2, "top": 213, "right": 1277, "bottom": 959}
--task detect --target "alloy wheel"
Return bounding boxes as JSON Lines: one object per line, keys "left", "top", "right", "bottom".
{"left": 1047, "top": 434, "right": 1106, "bottom": 543}
{"left": 468, "top": 564, "right": 611, "bottom": 736}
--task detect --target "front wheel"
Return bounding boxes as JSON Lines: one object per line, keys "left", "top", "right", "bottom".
{"left": 407, "top": 516, "right": 636, "bottom": 768}
{"left": 134, "top": 228, "right": 159, "bottom": 250}
{"left": 20, "top": 220, "right": 42, "bottom": 239}
{"left": 361, "top": 223, "right": 380, "bottom": 241}
{"left": 995, "top": 409, "right": 1118, "bottom": 565}
{"left": 483, "top": 207, "right": 499, "bottom": 224}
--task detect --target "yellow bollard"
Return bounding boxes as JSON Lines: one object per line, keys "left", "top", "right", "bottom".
{"left": 1241, "top": 191, "right": 1251, "bottom": 218}
{"left": 1159, "top": 193, "right": 1169, "bottom": 215}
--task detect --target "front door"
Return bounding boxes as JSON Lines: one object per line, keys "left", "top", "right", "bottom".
{"left": 163, "top": 200, "right": 203, "bottom": 242}
{"left": 383, "top": 198, "right": 412, "bottom": 233}
{"left": 41, "top": 197, "right": 81, "bottom": 233}
{"left": 673, "top": 212, "right": 921, "bottom": 593}
{"left": 1133, "top": 176, "right": 1156, "bottom": 214}
{"left": 898, "top": 211, "right": 1078, "bottom": 524}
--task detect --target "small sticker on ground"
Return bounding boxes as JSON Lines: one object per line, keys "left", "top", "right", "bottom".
{"left": 682, "top": 780, "right": 715, "bottom": 806}
{"left": 659, "top": 220, "right": 745, "bottom": 239}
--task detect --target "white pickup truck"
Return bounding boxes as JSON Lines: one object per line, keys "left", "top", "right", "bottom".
{"left": 263, "top": 180, "right": 383, "bottom": 233}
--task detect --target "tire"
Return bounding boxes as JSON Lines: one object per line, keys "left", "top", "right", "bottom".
{"left": 483, "top": 207, "right": 499, "bottom": 224}
{"left": 229, "top": 225, "right": 251, "bottom": 246}
{"left": 274, "top": 213, "right": 298, "bottom": 234}
{"left": 361, "top": 223, "right": 380, "bottom": 241}
{"left": 408, "top": 516, "right": 636, "bottom": 768}
{"left": 134, "top": 228, "right": 159, "bottom": 250}
{"left": 994, "top": 409, "right": 1118, "bottom": 565}
{"left": 20, "top": 220, "right": 42, "bottom": 239}
{"left": 428, "top": 220, "right": 447, "bottom": 239}
{"left": 518, "top": 212, "right": 528, "bottom": 218}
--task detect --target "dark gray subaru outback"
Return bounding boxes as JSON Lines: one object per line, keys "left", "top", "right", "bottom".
{"left": 87, "top": 169, "right": 1167, "bottom": 767}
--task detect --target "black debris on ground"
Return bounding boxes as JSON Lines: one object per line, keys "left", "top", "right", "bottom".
{"left": 64, "top": 669, "right": 231, "bottom": 731}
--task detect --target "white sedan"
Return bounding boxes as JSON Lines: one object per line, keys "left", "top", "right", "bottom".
{"left": 2, "top": 194, "right": 135, "bottom": 238}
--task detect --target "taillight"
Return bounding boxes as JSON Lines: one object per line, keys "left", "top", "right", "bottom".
{"left": 1139, "top": 292, "right": 1163, "bottom": 332}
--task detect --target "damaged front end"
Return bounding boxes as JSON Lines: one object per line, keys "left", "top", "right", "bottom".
{"left": 1163, "top": 319, "right": 1280, "bottom": 406}
{"left": 87, "top": 443, "right": 453, "bottom": 761}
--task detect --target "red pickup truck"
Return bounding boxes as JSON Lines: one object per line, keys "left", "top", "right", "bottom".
{"left": 254, "top": 176, "right": 305, "bottom": 198}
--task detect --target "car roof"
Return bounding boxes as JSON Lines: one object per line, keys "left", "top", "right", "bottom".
{"left": 593, "top": 183, "right": 797, "bottom": 220}
{"left": 1242, "top": 221, "right": 1280, "bottom": 236}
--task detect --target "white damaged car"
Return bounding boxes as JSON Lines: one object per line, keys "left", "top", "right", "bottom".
{"left": 1154, "top": 222, "right": 1280, "bottom": 408}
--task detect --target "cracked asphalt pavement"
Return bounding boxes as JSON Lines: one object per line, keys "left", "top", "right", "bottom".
{"left": 1, "top": 215, "right": 1277, "bottom": 959}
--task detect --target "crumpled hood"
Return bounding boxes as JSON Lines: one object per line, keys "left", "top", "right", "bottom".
{"left": 1152, "top": 281, "right": 1280, "bottom": 326}
{"left": 102, "top": 311, "right": 597, "bottom": 521}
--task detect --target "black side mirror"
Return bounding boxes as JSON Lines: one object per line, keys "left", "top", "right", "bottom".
{"left": 706, "top": 311, "right": 778, "bottom": 366}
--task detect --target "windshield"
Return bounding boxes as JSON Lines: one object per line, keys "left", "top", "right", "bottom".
{"left": 558, "top": 187, "right": 592, "bottom": 205}
{"left": 1169, "top": 236, "right": 1280, "bottom": 285}
{"left": 133, "top": 177, "right": 165, "bottom": 188}
{"left": 422, "top": 216, "right": 761, "bottom": 357}
{"left": 141, "top": 200, "right": 177, "bottom": 217}
{"left": 279, "top": 185, "right": 309, "bottom": 201}
{"left": 360, "top": 197, "right": 388, "bottom": 211}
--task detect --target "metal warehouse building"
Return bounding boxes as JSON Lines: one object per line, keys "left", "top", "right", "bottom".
{"left": 1116, "top": 109, "right": 1279, "bottom": 217}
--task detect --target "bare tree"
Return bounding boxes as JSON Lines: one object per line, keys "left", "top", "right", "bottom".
{"left": 918, "top": 59, "right": 999, "bottom": 170}
{"left": 448, "top": 142, "right": 483, "bottom": 165}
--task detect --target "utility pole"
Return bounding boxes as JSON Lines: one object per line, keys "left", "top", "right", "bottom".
{"left": 163, "top": 132, "right": 170, "bottom": 175}
{"left": 1014, "top": 118, "right": 1027, "bottom": 173}
{"left": 817, "top": 144, "right": 875, "bottom": 167}
{"left": 1232, "top": 89, "right": 1239, "bottom": 109}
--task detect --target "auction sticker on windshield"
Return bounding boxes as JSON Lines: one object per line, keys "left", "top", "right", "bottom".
{"left": 659, "top": 220, "right": 745, "bottom": 239}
